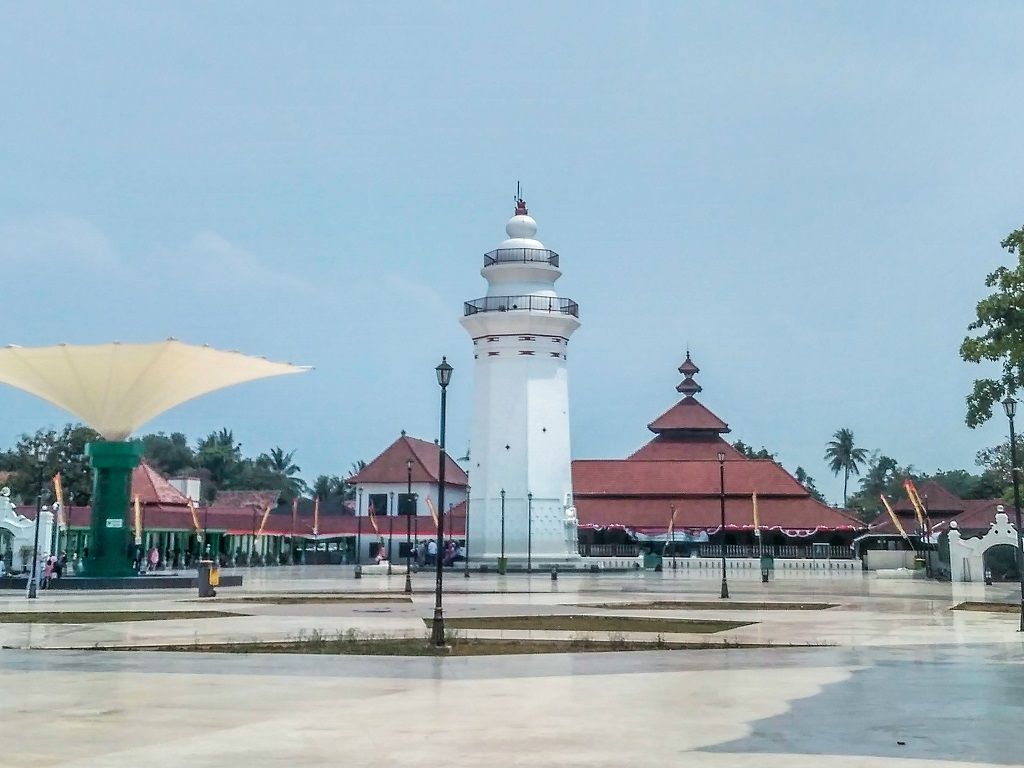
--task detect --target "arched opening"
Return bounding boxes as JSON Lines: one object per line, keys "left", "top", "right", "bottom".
{"left": 983, "top": 544, "right": 1021, "bottom": 582}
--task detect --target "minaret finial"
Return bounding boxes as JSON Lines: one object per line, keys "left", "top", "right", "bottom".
{"left": 514, "top": 181, "right": 528, "bottom": 216}
{"left": 676, "top": 351, "right": 701, "bottom": 398}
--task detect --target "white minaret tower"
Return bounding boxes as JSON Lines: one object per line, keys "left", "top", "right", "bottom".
{"left": 461, "top": 193, "right": 581, "bottom": 567}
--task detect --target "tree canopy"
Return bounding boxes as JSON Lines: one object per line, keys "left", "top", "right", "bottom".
{"left": 961, "top": 226, "right": 1024, "bottom": 427}
{"left": 824, "top": 428, "right": 868, "bottom": 506}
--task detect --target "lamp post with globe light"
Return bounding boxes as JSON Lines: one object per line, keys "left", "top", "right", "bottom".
{"left": 430, "top": 357, "right": 453, "bottom": 646}
{"left": 1001, "top": 395, "right": 1024, "bottom": 632}
{"left": 717, "top": 450, "right": 729, "bottom": 599}
{"left": 405, "top": 458, "right": 414, "bottom": 595}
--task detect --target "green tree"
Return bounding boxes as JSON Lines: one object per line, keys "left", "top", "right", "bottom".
{"left": 0, "top": 425, "right": 99, "bottom": 505}
{"left": 141, "top": 432, "right": 195, "bottom": 476}
{"left": 961, "top": 226, "right": 1024, "bottom": 427}
{"left": 824, "top": 428, "right": 868, "bottom": 506}
{"left": 731, "top": 441, "right": 777, "bottom": 461}
{"left": 312, "top": 474, "right": 347, "bottom": 501}
{"left": 794, "top": 466, "right": 827, "bottom": 504}
{"left": 256, "top": 447, "right": 308, "bottom": 498}
{"left": 196, "top": 429, "right": 243, "bottom": 488}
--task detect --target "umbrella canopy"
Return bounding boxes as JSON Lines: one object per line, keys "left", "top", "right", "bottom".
{"left": 0, "top": 340, "right": 310, "bottom": 440}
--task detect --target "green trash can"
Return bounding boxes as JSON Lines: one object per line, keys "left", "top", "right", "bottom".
{"left": 197, "top": 559, "right": 217, "bottom": 597}
{"left": 497, "top": 556, "right": 508, "bottom": 575}
{"left": 643, "top": 550, "right": 663, "bottom": 570}
{"left": 759, "top": 554, "right": 775, "bottom": 583}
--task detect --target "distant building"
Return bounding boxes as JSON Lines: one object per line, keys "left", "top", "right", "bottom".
{"left": 572, "top": 353, "right": 866, "bottom": 556}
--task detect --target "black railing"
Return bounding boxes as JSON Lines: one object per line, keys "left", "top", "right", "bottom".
{"left": 697, "top": 544, "right": 854, "bottom": 560}
{"left": 484, "top": 248, "right": 559, "bottom": 267}
{"left": 464, "top": 295, "right": 579, "bottom": 317}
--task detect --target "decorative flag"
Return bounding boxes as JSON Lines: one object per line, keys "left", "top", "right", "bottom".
{"left": 313, "top": 495, "right": 320, "bottom": 536}
{"left": 52, "top": 472, "right": 66, "bottom": 529}
{"left": 880, "top": 494, "right": 910, "bottom": 541}
{"left": 291, "top": 497, "right": 298, "bottom": 537}
{"left": 752, "top": 492, "right": 760, "bottom": 536}
{"left": 903, "top": 479, "right": 927, "bottom": 531}
{"left": 256, "top": 504, "right": 273, "bottom": 537}
{"left": 133, "top": 495, "right": 142, "bottom": 545}
{"left": 187, "top": 498, "right": 202, "bottom": 536}
{"left": 368, "top": 499, "right": 380, "bottom": 533}
{"left": 426, "top": 496, "right": 439, "bottom": 531}
{"left": 666, "top": 504, "right": 676, "bottom": 539}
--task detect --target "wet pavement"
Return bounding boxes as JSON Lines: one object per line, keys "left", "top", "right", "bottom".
{"left": 1, "top": 567, "right": 1021, "bottom": 766}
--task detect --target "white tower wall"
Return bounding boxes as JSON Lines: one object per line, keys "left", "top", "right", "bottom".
{"left": 460, "top": 201, "right": 580, "bottom": 566}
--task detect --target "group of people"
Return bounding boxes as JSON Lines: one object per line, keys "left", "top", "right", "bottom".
{"left": 39, "top": 551, "right": 69, "bottom": 587}
{"left": 414, "top": 539, "right": 466, "bottom": 567}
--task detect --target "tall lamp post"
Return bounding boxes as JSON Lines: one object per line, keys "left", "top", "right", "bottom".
{"left": 717, "top": 451, "right": 729, "bottom": 599}
{"left": 27, "top": 443, "right": 46, "bottom": 599}
{"left": 499, "top": 488, "right": 506, "bottom": 573}
{"left": 463, "top": 485, "right": 471, "bottom": 579}
{"left": 388, "top": 490, "right": 395, "bottom": 575}
{"left": 405, "top": 458, "right": 414, "bottom": 595}
{"left": 430, "top": 356, "right": 453, "bottom": 646}
{"left": 1001, "top": 395, "right": 1024, "bottom": 632}
{"left": 527, "top": 492, "right": 533, "bottom": 573}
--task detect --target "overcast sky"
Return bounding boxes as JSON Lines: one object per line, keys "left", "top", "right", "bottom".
{"left": 1, "top": 2, "right": 1021, "bottom": 504}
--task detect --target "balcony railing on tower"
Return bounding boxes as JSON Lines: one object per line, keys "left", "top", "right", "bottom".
{"left": 483, "top": 248, "right": 559, "bottom": 267}
{"left": 464, "top": 295, "right": 579, "bottom": 318}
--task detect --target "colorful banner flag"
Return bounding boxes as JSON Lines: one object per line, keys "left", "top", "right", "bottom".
{"left": 133, "top": 495, "right": 142, "bottom": 546}
{"left": 368, "top": 499, "right": 380, "bottom": 533}
{"left": 903, "top": 479, "right": 927, "bottom": 531}
{"left": 52, "top": 472, "right": 66, "bottom": 529}
{"left": 752, "top": 492, "right": 760, "bottom": 535}
{"left": 186, "top": 498, "right": 202, "bottom": 536}
{"left": 313, "top": 495, "right": 320, "bottom": 536}
{"left": 880, "top": 494, "right": 910, "bottom": 541}
{"left": 291, "top": 497, "right": 298, "bottom": 538}
{"left": 666, "top": 504, "right": 676, "bottom": 538}
{"left": 256, "top": 504, "right": 273, "bottom": 537}
{"left": 426, "top": 496, "right": 439, "bottom": 531}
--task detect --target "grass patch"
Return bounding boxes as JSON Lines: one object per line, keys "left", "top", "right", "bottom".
{"left": 951, "top": 601, "right": 1021, "bottom": 614}
{"left": 0, "top": 611, "right": 243, "bottom": 624}
{"left": 197, "top": 595, "right": 412, "bottom": 605}
{"left": 96, "top": 628, "right": 808, "bottom": 656}
{"left": 424, "top": 614, "right": 750, "bottom": 633}
{"left": 583, "top": 601, "right": 836, "bottom": 611}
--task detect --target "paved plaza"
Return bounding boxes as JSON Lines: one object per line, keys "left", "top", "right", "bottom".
{"left": 1, "top": 567, "right": 1022, "bottom": 767}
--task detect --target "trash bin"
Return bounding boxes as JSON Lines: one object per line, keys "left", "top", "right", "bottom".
{"left": 643, "top": 550, "right": 662, "bottom": 570}
{"left": 497, "top": 556, "right": 508, "bottom": 575}
{"left": 759, "top": 554, "right": 775, "bottom": 583}
{"left": 197, "top": 559, "right": 217, "bottom": 597}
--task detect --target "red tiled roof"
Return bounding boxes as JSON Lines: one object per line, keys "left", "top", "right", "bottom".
{"left": 572, "top": 459, "right": 808, "bottom": 497}
{"left": 628, "top": 435, "right": 744, "bottom": 461}
{"left": 350, "top": 434, "right": 468, "bottom": 487}
{"left": 647, "top": 397, "right": 729, "bottom": 434}
{"left": 577, "top": 496, "right": 863, "bottom": 532}
{"left": 131, "top": 463, "right": 190, "bottom": 506}
{"left": 948, "top": 499, "right": 1008, "bottom": 532}
{"left": 890, "top": 479, "right": 964, "bottom": 514}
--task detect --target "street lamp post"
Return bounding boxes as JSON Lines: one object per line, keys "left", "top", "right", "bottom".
{"left": 527, "top": 492, "right": 533, "bottom": 573}
{"left": 463, "top": 485, "right": 471, "bottom": 578}
{"left": 355, "top": 488, "right": 363, "bottom": 574}
{"left": 388, "top": 490, "right": 395, "bottom": 575}
{"left": 1002, "top": 395, "right": 1024, "bottom": 632}
{"left": 499, "top": 488, "right": 506, "bottom": 572}
{"left": 717, "top": 451, "right": 729, "bottom": 599}
{"left": 405, "top": 458, "right": 413, "bottom": 594}
{"left": 430, "top": 357, "right": 453, "bottom": 646}
{"left": 27, "top": 444, "right": 45, "bottom": 599}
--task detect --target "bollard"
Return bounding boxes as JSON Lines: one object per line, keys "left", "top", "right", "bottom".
{"left": 551, "top": 566, "right": 558, "bottom": 581}
{"left": 354, "top": 564, "right": 362, "bottom": 579}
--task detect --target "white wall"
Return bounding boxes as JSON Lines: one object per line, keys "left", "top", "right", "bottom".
{"left": 948, "top": 512, "right": 1022, "bottom": 582}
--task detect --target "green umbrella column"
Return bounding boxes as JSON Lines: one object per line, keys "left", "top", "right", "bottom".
{"left": 84, "top": 440, "right": 144, "bottom": 578}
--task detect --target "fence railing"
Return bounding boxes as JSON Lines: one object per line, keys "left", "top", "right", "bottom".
{"left": 696, "top": 544, "right": 854, "bottom": 559}
{"left": 464, "top": 295, "right": 579, "bottom": 318}
{"left": 484, "top": 248, "right": 559, "bottom": 267}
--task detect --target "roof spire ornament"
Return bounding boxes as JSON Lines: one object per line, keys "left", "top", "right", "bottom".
{"left": 514, "top": 180, "right": 528, "bottom": 215}
{"left": 676, "top": 351, "right": 702, "bottom": 398}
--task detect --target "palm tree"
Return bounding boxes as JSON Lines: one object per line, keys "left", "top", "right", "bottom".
{"left": 825, "top": 428, "right": 869, "bottom": 506}
{"left": 259, "top": 447, "right": 307, "bottom": 497}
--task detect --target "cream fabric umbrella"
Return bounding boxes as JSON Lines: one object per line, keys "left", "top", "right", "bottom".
{"left": 0, "top": 340, "right": 310, "bottom": 440}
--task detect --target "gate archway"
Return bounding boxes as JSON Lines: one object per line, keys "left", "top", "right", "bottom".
{"left": 983, "top": 543, "right": 1021, "bottom": 582}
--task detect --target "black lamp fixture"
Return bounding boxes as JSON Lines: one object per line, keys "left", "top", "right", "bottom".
{"left": 716, "top": 450, "right": 729, "bottom": 599}
{"left": 405, "top": 457, "right": 413, "bottom": 595}
{"left": 431, "top": 356, "right": 453, "bottom": 646}
{"left": 1001, "top": 394, "right": 1024, "bottom": 632}
{"left": 27, "top": 442, "right": 46, "bottom": 600}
